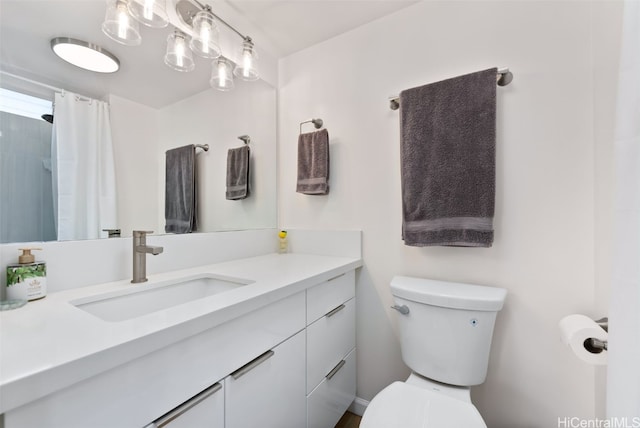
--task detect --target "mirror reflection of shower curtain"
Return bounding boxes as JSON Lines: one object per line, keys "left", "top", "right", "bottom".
{"left": 51, "top": 92, "right": 117, "bottom": 241}
{"left": 607, "top": 0, "right": 640, "bottom": 419}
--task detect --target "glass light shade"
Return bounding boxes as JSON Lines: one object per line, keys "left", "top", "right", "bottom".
{"left": 51, "top": 38, "right": 120, "bottom": 73}
{"left": 233, "top": 38, "right": 259, "bottom": 81}
{"left": 164, "top": 31, "right": 195, "bottom": 72}
{"left": 210, "top": 58, "right": 234, "bottom": 91}
{"left": 102, "top": 0, "right": 141, "bottom": 46}
{"left": 189, "top": 9, "right": 221, "bottom": 59}
{"left": 128, "top": 0, "right": 168, "bottom": 28}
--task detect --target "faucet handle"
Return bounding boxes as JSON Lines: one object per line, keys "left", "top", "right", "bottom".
{"left": 133, "top": 230, "right": 154, "bottom": 237}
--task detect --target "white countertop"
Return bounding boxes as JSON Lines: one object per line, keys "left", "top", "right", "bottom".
{"left": 0, "top": 253, "right": 362, "bottom": 414}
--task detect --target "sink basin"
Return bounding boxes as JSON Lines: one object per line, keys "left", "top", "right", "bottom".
{"left": 71, "top": 274, "right": 253, "bottom": 322}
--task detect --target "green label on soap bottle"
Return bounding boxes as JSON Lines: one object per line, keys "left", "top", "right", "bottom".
{"left": 7, "top": 263, "right": 46, "bottom": 286}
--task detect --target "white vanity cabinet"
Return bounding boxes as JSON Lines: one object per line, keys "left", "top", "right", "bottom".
{"left": 2, "top": 267, "right": 358, "bottom": 428}
{"left": 306, "top": 270, "right": 356, "bottom": 428}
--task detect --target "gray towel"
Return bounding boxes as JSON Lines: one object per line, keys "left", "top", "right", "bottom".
{"left": 226, "top": 145, "right": 250, "bottom": 200}
{"left": 296, "top": 128, "right": 329, "bottom": 195}
{"left": 400, "top": 68, "right": 496, "bottom": 247}
{"left": 165, "top": 144, "right": 197, "bottom": 233}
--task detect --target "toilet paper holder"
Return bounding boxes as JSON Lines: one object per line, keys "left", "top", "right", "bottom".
{"left": 586, "top": 317, "right": 608, "bottom": 353}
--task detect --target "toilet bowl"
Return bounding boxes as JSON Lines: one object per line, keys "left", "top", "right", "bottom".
{"left": 360, "top": 276, "right": 507, "bottom": 428}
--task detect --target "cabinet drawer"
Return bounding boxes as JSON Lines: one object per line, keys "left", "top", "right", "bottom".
{"left": 307, "top": 348, "right": 356, "bottom": 428}
{"left": 225, "top": 330, "right": 306, "bottom": 428}
{"left": 307, "top": 270, "right": 355, "bottom": 325}
{"left": 306, "top": 297, "right": 355, "bottom": 393}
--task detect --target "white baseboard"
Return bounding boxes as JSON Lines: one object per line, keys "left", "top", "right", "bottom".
{"left": 348, "top": 397, "right": 370, "bottom": 416}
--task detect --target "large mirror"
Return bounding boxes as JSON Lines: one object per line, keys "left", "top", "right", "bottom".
{"left": 0, "top": 0, "right": 277, "bottom": 244}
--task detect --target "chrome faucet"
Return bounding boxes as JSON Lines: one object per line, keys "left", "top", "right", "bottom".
{"left": 132, "top": 230, "right": 163, "bottom": 283}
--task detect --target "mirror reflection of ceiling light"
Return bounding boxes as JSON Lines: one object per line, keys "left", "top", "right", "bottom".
{"left": 102, "top": 0, "right": 141, "bottom": 46}
{"left": 98, "top": 0, "right": 259, "bottom": 91}
{"left": 50, "top": 37, "right": 120, "bottom": 73}
{"left": 128, "top": 0, "right": 169, "bottom": 28}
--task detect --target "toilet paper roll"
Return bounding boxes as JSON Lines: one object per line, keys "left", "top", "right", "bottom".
{"left": 559, "top": 314, "right": 608, "bottom": 365}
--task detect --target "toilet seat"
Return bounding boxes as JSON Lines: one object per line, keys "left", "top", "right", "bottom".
{"left": 360, "top": 382, "right": 487, "bottom": 428}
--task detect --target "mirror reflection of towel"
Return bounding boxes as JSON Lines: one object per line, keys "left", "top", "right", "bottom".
{"left": 296, "top": 129, "right": 329, "bottom": 195}
{"left": 226, "top": 145, "right": 250, "bottom": 200}
{"left": 165, "top": 145, "right": 197, "bottom": 233}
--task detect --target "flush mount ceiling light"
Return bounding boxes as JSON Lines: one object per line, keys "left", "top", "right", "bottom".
{"left": 51, "top": 37, "right": 120, "bottom": 73}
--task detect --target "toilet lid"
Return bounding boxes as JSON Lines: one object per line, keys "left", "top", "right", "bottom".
{"left": 360, "top": 382, "right": 487, "bottom": 428}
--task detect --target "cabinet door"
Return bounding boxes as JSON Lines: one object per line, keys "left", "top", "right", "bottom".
{"left": 225, "top": 330, "right": 306, "bottom": 428}
{"left": 146, "top": 382, "right": 224, "bottom": 428}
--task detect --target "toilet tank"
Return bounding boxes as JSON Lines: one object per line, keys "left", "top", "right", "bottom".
{"left": 391, "top": 276, "right": 507, "bottom": 386}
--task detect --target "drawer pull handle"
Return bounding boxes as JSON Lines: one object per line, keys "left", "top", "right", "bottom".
{"left": 326, "top": 360, "right": 346, "bottom": 380}
{"left": 325, "top": 304, "right": 346, "bottom": 318}
{"left": 153, "top": 382, "right": 222, "bottom": 427}
{"left": 231, "top": 350, "right": 275, "bottom": 380}
{"left": 327, "top": 273, "right": 346, "bottom": 282}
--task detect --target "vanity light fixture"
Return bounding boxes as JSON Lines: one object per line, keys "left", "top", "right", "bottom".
{"left": 164, "top": 30, "right": 195, "bottom": 72}
{"left": 189, "top": 6, "right": 221, "bottom": 59}
{"left": 176, "top": 0, "right": 260, "bottom": 89}
{"left": 51, "top": 37, "right": 120, "bottom": 73}
{"left": 127, "top": 0, "right": 169, "bottom": 28}
{"left": 210, "top": 58, "right": 234, "bottom": 91}
{"left": 233, "top": 37, "right": 258, "bottom": 81}
{"left": 102, "top": 0, "right": 142, "bottom": 46}
{"left": 99, "top": 0, "right": 259, "bottom": 91}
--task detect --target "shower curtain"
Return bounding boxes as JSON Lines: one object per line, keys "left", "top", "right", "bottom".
{"left": 51, "top": 92, "right": 117, "bottom": 241}
{"left": 607, "top": 0, "right": 640, "bottom": 419}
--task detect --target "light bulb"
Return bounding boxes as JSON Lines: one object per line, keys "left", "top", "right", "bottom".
{"left": 164, "top": 31, "right": 194, "bottom": 72}
{"left": 233, "top": 38, "right": 259, "bottom": 81}
{"left": 200, "top": 22, "right": 211, "bottom": 56}
{"left": 175, "top": 39, "right": 185, "bottom": 68}
{"left": 143, "top": 0, "right": 154, "bottom": 21}
{"left": 218, "top": 61, "right": 227, "bottom": 88}
{"left": 242, "top": 50, "right": 252, "bottom": 78}
{"left": 117, "top": 2, "right": 129, "bottom": 40}
{"left": 210, "top": 58, "right": 233, "bottom": 91}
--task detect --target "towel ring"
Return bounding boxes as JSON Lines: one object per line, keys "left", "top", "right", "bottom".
{"left": 300, "top": 118, "right": 323, "bottom": 134}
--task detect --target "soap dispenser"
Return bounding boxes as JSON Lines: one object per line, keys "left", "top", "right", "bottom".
{"left": 6, "top": 248, "right": 47, "bottom": 301}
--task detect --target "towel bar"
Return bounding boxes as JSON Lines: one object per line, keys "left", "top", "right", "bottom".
{"left": 388, "top": 68, "right": 513, "bottom": 110}
{"left": 195, "top": 144, "right": 209, "bottom": 152}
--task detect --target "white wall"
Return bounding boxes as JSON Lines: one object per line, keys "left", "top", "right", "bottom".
{"left": 109, "top": 95, "right": 160, "bottom": 237}
{"left": 591, "top": 0, "right": 624, "bottom": 418}
{"left": 278, "top": 1, "right": 622, "bottom": 426}
{"left": 157, "top": 79, "right": 277, "bottom": 233}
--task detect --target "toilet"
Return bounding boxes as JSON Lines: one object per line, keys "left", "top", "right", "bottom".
{"left": 360, "top": 276, "right": 507, "bottom": 428}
